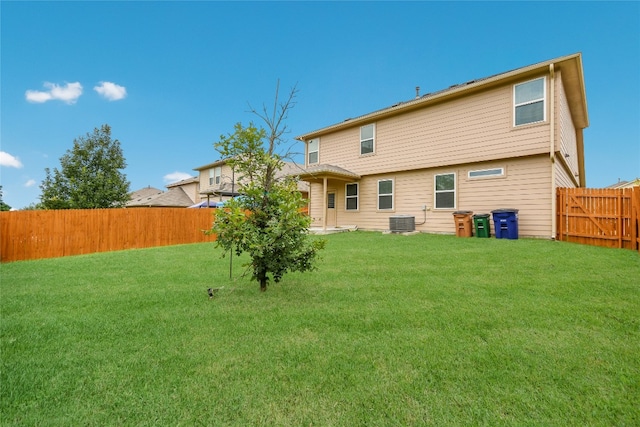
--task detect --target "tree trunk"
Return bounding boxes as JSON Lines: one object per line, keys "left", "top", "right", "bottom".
{"left": 258, "top": 268, "right": 268, "bottom": 292}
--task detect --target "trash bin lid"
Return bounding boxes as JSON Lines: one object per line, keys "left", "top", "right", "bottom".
{"left": 473, "top": 213, "right": 490, "bottom": 218}
{"left": 453, "top": 210, "right": 473, "bottom": 215}
{"left": 491, "top": 208, "right": 519, "bottom": 213}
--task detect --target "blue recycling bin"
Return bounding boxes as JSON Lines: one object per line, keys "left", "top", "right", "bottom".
{"left": 491, "top": 209, "right": 519, "bottom": 239}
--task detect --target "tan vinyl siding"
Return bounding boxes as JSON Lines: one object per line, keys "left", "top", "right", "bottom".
{"left": 555, "top": 160, "right": 576, "bottom": 188}
{"left": 198, "top": 163, "right": 237, "bottom": 200}
{"left": 179, "top": 182, "right": 198, "bottom": 204}
{"left": 308, "top": 183, "right": 325, "bottom": 227}
{"left": 331, "top": 156, "right": 553, "bottom": 237}
{"left": 315, "top": 81, "right": 551, "bottom": 175}
{"left": 557, "top": 72, "right": 580, "bottom": 182}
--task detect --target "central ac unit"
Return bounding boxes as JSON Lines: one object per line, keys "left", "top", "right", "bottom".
{"left": 389, "top": 215, "right": 416, "bottom": 233}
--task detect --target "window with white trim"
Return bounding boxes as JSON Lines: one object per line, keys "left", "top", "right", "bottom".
{"left": 434, "top": 173, "right": 456, "bottom": 209}
{"left": 308, "top": 138, "right": 319, "bottom": 165}
{"left": 378, "top": 179, "right": 393, "bottom": 210}
{"left": 346, "top": 183, "right": 359, "bottom": 210}
{"left": 209, "top": 167, "right": 221, "bottom": 185}
{"left": 360, "top": 124, "right": 375, "bottom": 155}
{"left": 468, "top": 167, "right": 505, "bottom": 179}
{"left": 514, "top": 77, "right": 546, "bottom": 126}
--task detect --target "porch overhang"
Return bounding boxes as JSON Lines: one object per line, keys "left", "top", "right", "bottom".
{"left": 297, "top": 164, "right": 360, "bottom": 232}
{"left": 199, "top": 182, "right": 241, "bottom": 201}
{"left": 297, "top": 164, "right": 361, "bottom": 182}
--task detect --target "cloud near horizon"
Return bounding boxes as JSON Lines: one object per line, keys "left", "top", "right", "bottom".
{"left": 24, "top": 179, "right": 37, "bottom": 188}
{"left": 164, "top": 171, "right": 194, "bottom": 184}
{"left": 94, "top": 81, "right": 127, "bottom": 101}
{"left": 25, "top": 82, "right": 83, "bottom": 104}
{"left": 0, "top": 151, "right": 23, "bottom": 168}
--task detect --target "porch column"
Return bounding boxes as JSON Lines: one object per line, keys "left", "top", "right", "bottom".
{"left": 322, "top": 177, "right": 327, "bottom": 231}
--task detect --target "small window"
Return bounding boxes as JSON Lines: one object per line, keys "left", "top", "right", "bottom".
{"left": 346, "top": 183, "right": 358, "bottom": 211}
{"left": 214, "top": 167, "right": 221, "bottom": 185}
{"left": 360, "top": 124, "right": 375, "bottom": 155}
{"left": 327, "top": 192, "right": 335, "bottom": 209}
{"left": 378, "top": 179, "right": 393, "bottom": 210}
{"left": 308, "top": 138, "right": 319, "bottom": 165}
{"left": 434, "top": 173, "right": 456, "bottom": 209}
{"left": 468, "top": 168, "right": 505, "bottom": 179}
{"left": 209, "top": 169, "right": 214, "bottom": 186}
{"left": 514, "top": 77, "right": 545, "bottom": 126}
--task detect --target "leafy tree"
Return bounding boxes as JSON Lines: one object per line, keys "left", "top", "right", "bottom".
{"left": 39, "top": 124, "right": 130, "bottom": 209}
{"left": 211, "top": 83, "right": 325, "bottom": 291}
{"left": 0, "top": 186, "right": 11, "bottom": 211}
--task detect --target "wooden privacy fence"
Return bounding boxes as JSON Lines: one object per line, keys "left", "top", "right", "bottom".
{"left": 556, "top": 187, "right": 639, "bottom": 252}
{"left": 0, "top": 208, "right": 217, "bottom": 263}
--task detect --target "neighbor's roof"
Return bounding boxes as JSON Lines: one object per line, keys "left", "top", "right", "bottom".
{"left": 295, "top": 53, "right": 589, "bottom": 141}
{"left": 127, "top": 187, "right": 194, "bottom": 207}
{"left": 128, "top": 186, "right": 164, "bottom": 202}
{"left": 166, "top": 176, "right": 198, "bottom": 188}
{"left": 193, "top": 159, "right": 227, "bottom": 171}
{"left": 606, "top": 178, "right": 640, "bottom": 189}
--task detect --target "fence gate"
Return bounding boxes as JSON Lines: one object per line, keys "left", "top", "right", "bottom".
{"left": 556, "top": 187, "right": 639, "bottom": 252}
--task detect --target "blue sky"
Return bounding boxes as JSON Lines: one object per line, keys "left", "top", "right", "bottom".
{"left": 1, "top": 1, "right": 639, "bottom": 209}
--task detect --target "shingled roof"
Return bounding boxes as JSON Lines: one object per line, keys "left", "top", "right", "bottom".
{"left": 127, "top": 187, "right": 194, "bottom": 207}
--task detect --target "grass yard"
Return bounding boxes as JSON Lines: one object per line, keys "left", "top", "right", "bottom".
{"left": 1, "top": 232, "right": 639, "bottom": 426}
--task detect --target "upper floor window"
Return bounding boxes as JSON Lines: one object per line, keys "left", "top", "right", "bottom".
{"left": 209, "top": 167, "right": 221, "bottom": 186}
{"left": 434, "top": 173, "right": 456, "bottom": 209}
{"left": 308, "top": 138, "right": 319, "bottom": 165}
{"left": 378, "top": 179, "right": 393, "bottom": 210}
{"left": 360, "top": 124, "right": 375, "bottom": 155}
{"left": 346, "top": 183, "right": 359, "bottom": 211}
{"left": 514, "top": 77, "right": 546, "bottom": 126}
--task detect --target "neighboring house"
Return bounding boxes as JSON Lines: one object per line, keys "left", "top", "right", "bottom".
{"left": 606, "top": 178, "right": 640, "bottom": 189}
{"left": 166, "top": 176, "right": 200, "bottom": 203}
{"left": 127, "top": 186, "right": 164, "bottom": 207}
{"left": 295, "top": 53, "right": 589, "bottom": 238}
{"left": 193, "top": 159, "right": 309, "bottom": 204}
{"left": 127, "top": 182, "right": 196, "bottom": 208}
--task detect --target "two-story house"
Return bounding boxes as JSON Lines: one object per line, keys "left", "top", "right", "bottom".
{"left": 194, "top": 160, "right": 309, "bottom": 205}
{"left": 296, "top": 53, "right": 589, "bottom": 238}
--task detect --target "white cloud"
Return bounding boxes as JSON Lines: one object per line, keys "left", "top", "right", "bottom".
{"left": 0, "top": 151, "right": 23, "bottom": 168}
{"left": 25, "top": 82, "right": 83, "bottom": 104}
{"left": 94, "top": 81, "right": 127, "bottom": 101}
{"left": 164, "top": 171, "right": 193, "bottom": 184}
{"left": 24, "top": 179, "right": 37, "bottom": 188}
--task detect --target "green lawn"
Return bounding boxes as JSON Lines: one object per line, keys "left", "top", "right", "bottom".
{"left": 1, "top": 232, "right": 639, "bottom": 426}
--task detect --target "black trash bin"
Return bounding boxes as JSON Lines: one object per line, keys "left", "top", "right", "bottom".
{"left": 473, "top": 214, "right": 491, "bottom": 238}
{"left": 491, "top": 209, "right": 519, "bottom": 239}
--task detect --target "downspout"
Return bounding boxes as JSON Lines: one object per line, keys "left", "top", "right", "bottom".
{"left": 549, "top": 63, "right": 557, "bottom": 240}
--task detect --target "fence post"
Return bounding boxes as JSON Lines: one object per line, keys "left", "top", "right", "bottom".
{"left": 633, "top": 187, "right": 639, "bottom": 252}
{"left": 618, "top": 192, "right": 623, "bottom": 249}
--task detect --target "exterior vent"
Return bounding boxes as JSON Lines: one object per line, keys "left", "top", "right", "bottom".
{"left": 389, "top": 215, "right": 415, "bottom": 233}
